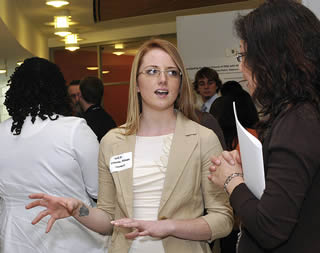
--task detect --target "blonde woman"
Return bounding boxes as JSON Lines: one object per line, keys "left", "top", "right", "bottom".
{"left": 27, "top": 39, "right": 233, "bottom": 253}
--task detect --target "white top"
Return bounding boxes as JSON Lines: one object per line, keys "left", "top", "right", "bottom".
{"left": 129, "top": 134, "right": 173, "bottom": 253}
{"left": 0, "top": 116, "right": 108, "bottom": 253}
{"left": 202, "top": 93, "right": 219, "bottom": 112}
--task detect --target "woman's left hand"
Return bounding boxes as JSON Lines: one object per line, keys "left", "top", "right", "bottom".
{"left": 111, "top": 218, "right": 172, "bottom": 239}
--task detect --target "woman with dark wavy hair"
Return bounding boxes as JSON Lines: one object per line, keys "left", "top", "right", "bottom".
{"left": 209, "top": 0, "right": 320, "bottom": 252}
{"left": 0, "top": 57, "right": 107, "bottom": 252}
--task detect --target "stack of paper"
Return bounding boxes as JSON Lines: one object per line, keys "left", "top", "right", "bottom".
{"left": 233, "top": 102, "right": 265, "bottom": 199}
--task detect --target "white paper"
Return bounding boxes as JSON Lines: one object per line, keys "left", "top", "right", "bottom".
{"left": 233, "top": 102, "right": 265, "bottom": 199}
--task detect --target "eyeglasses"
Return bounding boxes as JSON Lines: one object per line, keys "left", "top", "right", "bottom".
{"left": 138, "top": 67, "right": 181, "bottom": 79}
{"left": 236, "top": 52, "right": 246, "bottom": 63}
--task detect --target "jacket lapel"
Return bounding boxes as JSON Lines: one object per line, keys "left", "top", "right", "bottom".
{"left": 158, "top": 112, "right": 198, "bottom": 213}
{"left": 112, "top": 134, "right": 136, "bottom": 218}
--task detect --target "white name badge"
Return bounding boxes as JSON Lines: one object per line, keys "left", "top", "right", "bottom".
{"left": 109, "top": 152, "right": 132, "bottom": 173}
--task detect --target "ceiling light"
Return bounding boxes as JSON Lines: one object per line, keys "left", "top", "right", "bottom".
{"left": 17, "top": 61, "right": 23, "bottom": 66}
{"left": 113, "top": 51, "right": 125, "bottom": 56}
{"left": 87, "top": 67, "right": 98, "bottom": 70}
{"left": 114, "top": 43, "right": 124, "bottom": 49}
{"left": 65, "top": 46, "right": 79, "bottom": 51}
{"left": 102, "top": 70, "right": 110, "bottom": 74}
{"left": 54, "top": 14, "right": 72, "bottom": 36}
{"left": 54, "top": 28, "right": 72, "bottom": 37}
{"left": 46, "top": 1, "right": 70, "bottom": 8}
{"left": 0, "top": 59, "right": 7, "bottom": 75}
{"left": 65, "top": 34, "right": 80, "bottom": 51}
{"left": 54, "top": 16, "right": 70, "bottom": 28}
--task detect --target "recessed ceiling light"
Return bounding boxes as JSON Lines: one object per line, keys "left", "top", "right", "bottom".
{"left": 46, "top": 1, "right": 69, "bottom": 8}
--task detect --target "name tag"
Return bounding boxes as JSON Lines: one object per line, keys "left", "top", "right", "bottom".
{"left": 109, "top": 152, "right": 132, "bottom": 173}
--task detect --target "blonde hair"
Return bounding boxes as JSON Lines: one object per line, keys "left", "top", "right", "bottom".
{"left": 123, "top": 38, "right": 198, "bottom": 135}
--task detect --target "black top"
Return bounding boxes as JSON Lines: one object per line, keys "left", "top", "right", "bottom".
{"left": 230, "top": 103, "right": 320, "bottom": 252}
{"left": 197, "top": 110, "right": 226, "bottom": 150}
{"left": 83, "top": 104, "right": 116, "bottom": 142}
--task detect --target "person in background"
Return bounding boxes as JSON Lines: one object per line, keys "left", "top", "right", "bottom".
{"left": 210, "top": 80, "right": 259, "bottom": 151}
{"left": 209, "top": 0, "right": 320, "bottom": 252}
{"left": 26, "top": 39, "right": 233, "bottom": 253}
{"left": 193, "top": 67, "right": 222, "bottom": 113}
{"left": 68, "top": 79, "right": 83, "bottom": 116}
{"left": 0, "top": 57, "right": 107, "bottom": 252}
{"left": 79, "top": 76, "right": 116, "bottom": 142}
{"left": 196, "top": 109, "right": 226, "bottom": 150}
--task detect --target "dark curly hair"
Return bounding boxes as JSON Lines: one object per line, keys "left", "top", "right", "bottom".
{"left": 4, "top": 57, "right": 72, "bottom": 135}
{"left": 234, "top": 0, "right": 320, "bottom": 138}
{"left": 193, "top": 67, "right": 222, "bottom": 93}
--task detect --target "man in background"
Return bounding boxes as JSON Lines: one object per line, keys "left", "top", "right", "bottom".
{"left": 79, "top": 76, "right": 116, "bottom": 142}
{"left": 68, "top": 80, "right": 83, "bottom": 117}
{"left": 193, "top": 67, "right": 222, "bottom": 112}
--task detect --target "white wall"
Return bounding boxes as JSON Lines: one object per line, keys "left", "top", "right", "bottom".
{"left": 177, "top": 10, "right": 250, "bottom": 85}
{"left": 0, "top": 58, "right": 19, "bottom": 122}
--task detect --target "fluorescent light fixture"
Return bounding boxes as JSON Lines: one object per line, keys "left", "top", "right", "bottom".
{"left": 46, "top": 1, "right": 69, "bottom": 8}
{"left": 87, "top": 67, "right": 98, "bottom": 70}
{"left": 0, "top": 70, "right": 6, "bottom": 74}
{"left": 114, "top": 43, "right": 124, "bottom": 49}
{"left": 113, "top": 51, "right": 125, "bottom": 56}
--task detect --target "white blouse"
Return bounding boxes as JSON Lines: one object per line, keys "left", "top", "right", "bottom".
{"left": 129, "top": 133, "right": 173, "bottom": 253}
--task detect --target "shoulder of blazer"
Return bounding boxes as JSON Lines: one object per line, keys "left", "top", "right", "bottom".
{"left": 176, "top": 111, "right": 214, "bottom": 139}
{"left": 100, "top": 125, "right": 133, "bottom": 149}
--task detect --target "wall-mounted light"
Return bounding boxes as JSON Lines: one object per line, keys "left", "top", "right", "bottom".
{"left": 65, "top": 33, "right": 80, "bottom": 51}
{"left": 0, "top": 70, "right": 6, "bottom": 74}
{"left": 46, "top": 1, "right": 69, "bottom": 8}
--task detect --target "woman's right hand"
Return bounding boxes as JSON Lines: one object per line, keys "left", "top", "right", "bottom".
{"left": 25, "top": 193, "right": 82, "bottom": 233}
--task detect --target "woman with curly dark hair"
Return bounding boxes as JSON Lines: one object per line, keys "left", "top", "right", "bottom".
{"left": 209, "top": 0, "right": 320, "bottom": 252}
{"left": 0, "top": 57, "right": 107, "bottom": 252}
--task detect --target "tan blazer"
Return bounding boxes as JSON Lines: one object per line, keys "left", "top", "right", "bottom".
{"left": 98, "top": 112, "right": 233, "bottom": 253}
